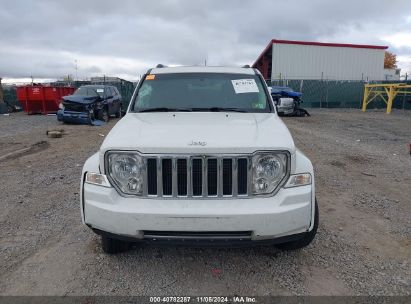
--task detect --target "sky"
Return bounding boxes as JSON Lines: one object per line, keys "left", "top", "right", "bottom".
{"left": 1, "top": 0, "right": 411, "bottom": 82}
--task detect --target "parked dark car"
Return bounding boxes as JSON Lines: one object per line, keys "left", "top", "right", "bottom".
{"left": 57, "top": 85, "right": 122, "bottom": 124}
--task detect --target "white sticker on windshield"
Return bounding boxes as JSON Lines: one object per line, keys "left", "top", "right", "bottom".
{"left": 231, "top": 79, "right": 259, "bottom": 94}
{"left": 96, "top": 89, "right": 104, "bottom": 93}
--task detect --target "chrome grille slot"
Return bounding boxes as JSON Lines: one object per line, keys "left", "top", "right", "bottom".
{"left": 192, "top": 159, "right": 203, "bottom": 196}
{"left": 237, "top": 158, "right": 248, "bottom": 195}
{"left": 162, "top": 159, "right": 172, "bottom": 196}
{"left": 222, "top": 159, "right": 233, "bottom": 195}
{"left": 207, "top": 159, "right": 218, "bottom": 196}
{"left": 177, "top": 159, "right": 187, "bottom": 196}
{"left": 147, "top": 159, "right": 157, "bottom": 195}
{"left": 144, "top": 155, "right": 252, "bottom": 199}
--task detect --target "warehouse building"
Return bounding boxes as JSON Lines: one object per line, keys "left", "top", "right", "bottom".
{"left": 252, "top": 39, "right": 388, "bottom": 81}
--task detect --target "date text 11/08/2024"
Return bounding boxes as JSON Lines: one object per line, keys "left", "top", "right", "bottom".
{"left": 149, "top": 296, "right": 257, "bottom": 303}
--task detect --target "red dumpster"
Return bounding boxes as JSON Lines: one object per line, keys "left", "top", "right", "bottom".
{"left": 17, "top": 85, "right": 76, "bottom": 114}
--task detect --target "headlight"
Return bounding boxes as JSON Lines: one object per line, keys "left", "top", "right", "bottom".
{"left": 107, "top": 152, "right": 144, "bottom": 195}
{"left": 59, "top": 103, "right": 64, "bottom": 110}
{"left": 252, "top": 152, "right": 288, "bottom": 195}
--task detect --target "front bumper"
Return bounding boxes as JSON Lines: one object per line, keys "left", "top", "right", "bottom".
{"left": 82, "top": 182, "right": 313, "bottom": 242}
{"left": 57, "top": 109, "right": 91, "bottom": 124}
{"left": 91, "top": 227, "right": 308, "bottom": 247}
{"left": 277, "top": 105, "right": 294, "bottom": 115}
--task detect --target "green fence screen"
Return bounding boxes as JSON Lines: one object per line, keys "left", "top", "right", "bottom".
{"left": 267, "top": 79, "right": 411, "bottom": 110}
{"left": 3, "top": 79, "right": 411, "bottom": 111}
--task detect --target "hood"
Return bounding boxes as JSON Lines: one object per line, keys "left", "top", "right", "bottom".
{"left": 99, "top": 112, "right": 295, "bottom": 156}
{"left": 283, "top": 91, "right": 302, "bottom": 97}
{"left": 62, "top": 95, "right": 99, "bottom": 104}
{"left": 271, "top": 87, "right": 302, "bottom": 97}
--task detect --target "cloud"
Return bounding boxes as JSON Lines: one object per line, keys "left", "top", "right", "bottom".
{"left": 382, "top": 33, "right": 411, "bottom": 49}
{"left": 1, "top": 0, "right": 410, "bottom": 80}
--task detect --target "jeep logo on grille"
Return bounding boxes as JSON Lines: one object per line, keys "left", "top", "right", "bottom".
{"left": 188, "top": 140, "right": 207, "bottom": 146}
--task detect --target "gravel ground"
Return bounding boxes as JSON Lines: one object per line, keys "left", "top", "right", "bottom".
{"left": 0, "top": 109, "right": 410, "bottom": 296}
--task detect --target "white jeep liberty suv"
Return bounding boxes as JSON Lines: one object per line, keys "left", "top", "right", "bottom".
{"left": 80, "top": 66, "right": 318, "bottom": 254}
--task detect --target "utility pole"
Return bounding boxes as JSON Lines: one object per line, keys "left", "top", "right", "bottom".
{"left": 0, "top": 77, "right": 4, "bottom": 104}
{"left": 402, "top": 72, "right": 408, "bottom": 110}
{"left": 74, "top": 59, "right": 78, "bottom": 81}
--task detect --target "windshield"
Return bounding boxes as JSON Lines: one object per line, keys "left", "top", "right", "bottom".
{"left": 73, "top": 87, "right": 100, "bottom": 97}
{"left": 132, "top": 73, "right": 271, "bottom": 113}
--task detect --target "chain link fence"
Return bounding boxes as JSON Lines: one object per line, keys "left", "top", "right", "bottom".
{"left": 267, "top": 79, "right": 411, "bottom": 110}
{"left": 2, "top": 78, "right": 411, "bottom": 112}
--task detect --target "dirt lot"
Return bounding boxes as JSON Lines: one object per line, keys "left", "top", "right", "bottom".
{"left": 0, "top": 109, "right": 410, "bottom": 296}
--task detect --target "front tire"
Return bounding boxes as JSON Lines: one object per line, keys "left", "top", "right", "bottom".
{"left": 276, "top": 199, "right": 319, "bottom": 250}
{"left": 97, "top": 107, "right": 109, "bottom": 122}
{"left": 115, "top": 105, "right": 122, "bottom": 118}
{"left": 101, "top": 236, "right": 129, "bottom": 254}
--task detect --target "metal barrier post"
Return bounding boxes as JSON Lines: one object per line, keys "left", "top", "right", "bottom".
{"left": 386, "top": 85, "right": 395, "bottom": 114}
{"left": 362, "top": 86, "right": 369, "bottom": 111}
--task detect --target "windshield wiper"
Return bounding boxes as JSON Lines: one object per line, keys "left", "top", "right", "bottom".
{"left": 138, "top": 107, "right": 247, "bottom": 113}
{"left": 137, "top": 107, "right": 192, "bottom": 113}
{"left": 190, "top": 107, "right": 247, "bottom": 113}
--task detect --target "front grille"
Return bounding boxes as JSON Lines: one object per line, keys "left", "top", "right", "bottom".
{"left": 144, "top": 155, "right": 251, "bottom": 198}
{"left": 63, "top": 102, "right": 86, "bottom": 112}
{"left": 143, "top": 230, "right": 252, "bottom": 239}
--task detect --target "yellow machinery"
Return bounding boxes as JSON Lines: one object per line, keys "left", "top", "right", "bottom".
{"left": 362, "top": 83, "right": 411, "bottom": 114}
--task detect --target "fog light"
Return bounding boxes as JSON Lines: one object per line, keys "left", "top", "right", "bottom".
{"left": 127, "top": 177, "right": 142, "bottom": 192}
{"left": 284, "top": 173, "right": 312, "bottom": 188}
{"left": 255, "top": 177, "right": 269, "bottom": 191}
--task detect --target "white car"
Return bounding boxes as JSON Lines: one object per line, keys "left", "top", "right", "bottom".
{"left": 80, "top": 66, "right": 318, "bottom": 254}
